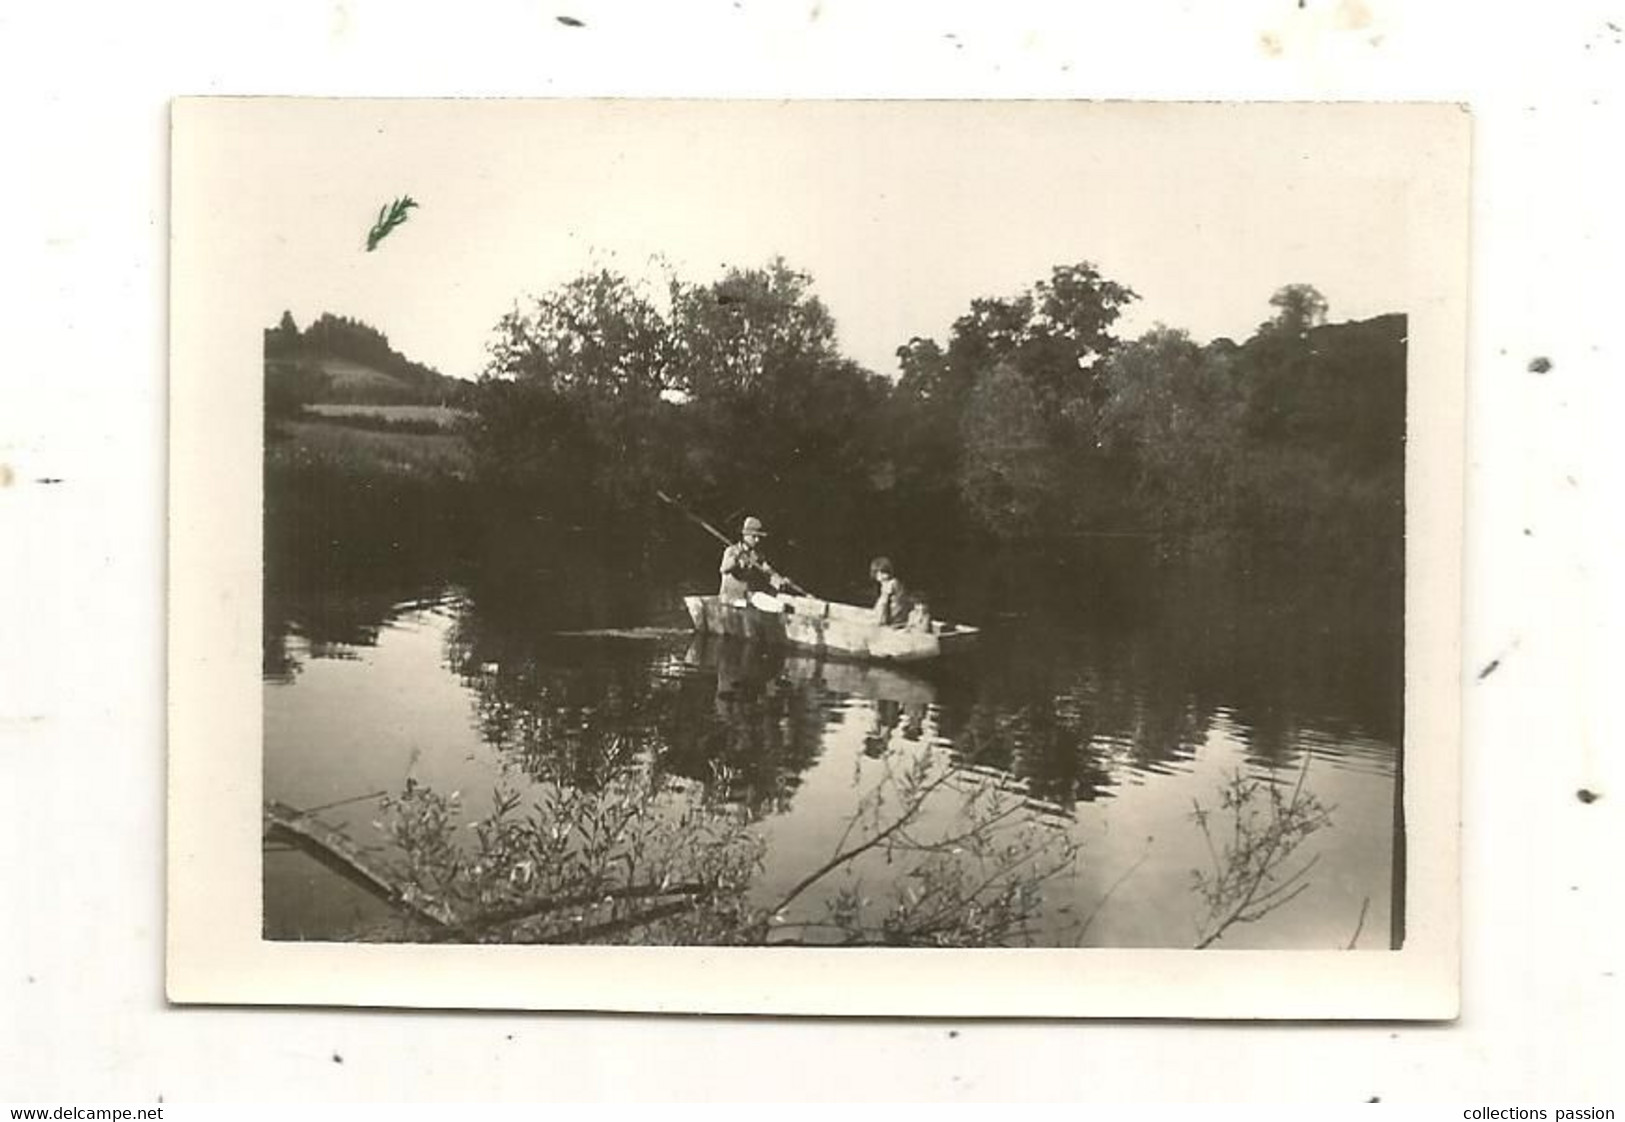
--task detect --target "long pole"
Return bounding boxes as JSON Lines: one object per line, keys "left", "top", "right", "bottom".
{"left": 655, "top": 490, "right": 814, "bottom": 598}
{"left": 655, "top": 489, "right": 732, "bottom": 549}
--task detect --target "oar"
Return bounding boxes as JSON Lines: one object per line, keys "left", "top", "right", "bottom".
{"left": 655, "top": 490, "right": 815, "bottom": 598}
{"left": 655, "top": 489, "right": 732, "bottom": 549}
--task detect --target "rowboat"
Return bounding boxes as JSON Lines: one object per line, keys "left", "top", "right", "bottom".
{"left": 682, "top": 593, "right": 979, "bottom": 663}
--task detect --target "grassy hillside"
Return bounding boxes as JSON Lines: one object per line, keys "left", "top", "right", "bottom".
{"left": 265, "top": 353, "right": 471, "bottom": 411}
{"left": 265, "top": 311, "right": 472, "bottom": 406}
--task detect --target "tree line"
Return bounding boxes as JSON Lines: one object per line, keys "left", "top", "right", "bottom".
{"left": 264, "top": 310, "right": 468, "bottom": 410}
{"left": 457, "top": 257, "right": 1404, "bottom": 556}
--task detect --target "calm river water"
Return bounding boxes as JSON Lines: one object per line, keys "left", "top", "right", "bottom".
{"left": 263, "top": 529, "right": 1402, "bottom": 949}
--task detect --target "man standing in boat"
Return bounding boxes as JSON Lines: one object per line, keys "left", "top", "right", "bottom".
{"left": 719, "top": 516, "right": 791, "bottom": 603}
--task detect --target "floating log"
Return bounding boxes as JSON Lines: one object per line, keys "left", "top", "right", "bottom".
{"left": 263, "top": 800, "right": 456, "bottom": 930}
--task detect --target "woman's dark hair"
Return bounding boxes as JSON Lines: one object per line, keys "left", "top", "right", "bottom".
{"left": 869, "top": 556, "right": 894, "bottom": 579}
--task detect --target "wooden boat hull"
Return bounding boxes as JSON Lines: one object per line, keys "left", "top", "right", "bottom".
{"left": 682, "top": 594, "right": 978, "bottom": 663}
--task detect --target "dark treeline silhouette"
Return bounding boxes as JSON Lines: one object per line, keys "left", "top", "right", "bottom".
{"left": 265, "top": 310, "right": 469, "bottom": 409}
{"left": 457, "top": 259, "right": 1405, "bottom": 582}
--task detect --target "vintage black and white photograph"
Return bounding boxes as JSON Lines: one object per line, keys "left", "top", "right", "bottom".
{"left": 168, "top": 99, "right": 1466, "bottom": 1013}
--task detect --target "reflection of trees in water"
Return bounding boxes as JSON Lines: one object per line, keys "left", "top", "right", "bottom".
{"left": 665, "top": 640, "right": 828, "bottom": 815}
{"left": 444, "top": 600, "right": 827, "bottom": 815}
{"left": 927, "top": 617, "right": 1218, "bottom": 811}
{"left": 265, "top": 497, "right": 1400, "bottom": 821}
{"left": 262, "top": 627, "right": 300, "bottom": 685}
{"left": 462, "top": 660, "right": 668, "bottom": 793}
{"left": 917, "top": 538, "right": 1401, "bottom": 808}
{"left": 433, "top": 535, "right": 1399, "bottom": 826}
{"left": 263, "top": 583, "right": 448, "bottom": 679}
{"left": 263, "top": 435, "right": 476, "bottom": 680}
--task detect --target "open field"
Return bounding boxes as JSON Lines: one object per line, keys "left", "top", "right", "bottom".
{"left": 269, "top": 419, "right": 471, "bottom": 480}
{"left": 309, "top": 356, "right": 405, "bottom": 395}
{"left": 307, "top": 402, "right": 464, "bottom": 427}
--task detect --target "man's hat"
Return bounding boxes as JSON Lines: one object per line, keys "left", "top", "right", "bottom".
{"left": 740, "top": 516, "right": 768, "bottom": 537}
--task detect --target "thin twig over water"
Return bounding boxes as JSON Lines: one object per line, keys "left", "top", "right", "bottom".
{"left": 1072, "top": 837, "right": 1153, "bottom": 947}
{"left": 1346, "top": 896, "right": 1371, "bottom": 950}
{"left": 1190, "top": 754, "right": 1334, "bottom": 949}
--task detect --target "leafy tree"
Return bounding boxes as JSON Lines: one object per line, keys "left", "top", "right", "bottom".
{"left": 1098, "top": 325, "right": 1245, "bottom": 526}
{"left": 485, "top": 270, "right": 674, "bottom": 401}
{"left": 1241, "top": 286, "right": 1324, "bottom": 444}
{"left": 663, "top": 259, "right": 887, "bottom": 542}
{"left": 886, "top": 336, "right": 964, "bottom": 531}
{"left": 958, "top": 363, "right": 1060, "bottom": 537}
{"left": 894, "top": 336, "right": 950, "bottom": 404}
{"left": 470, "top": 272, "right": 681, "bottom": 518}
{"left": 898, "top": 261, "right": 1138, "bottom": 536}
{"left": 467, "top": 260, "right": 887, "bottom": 540}
{"left": 937, "top": 264, "right": 1137, "bottom": 422}
{"left": 667, "top": 258, "right": 841, "bottom": 401}
{"left": 1265, "top": 283, "right": 1329, "bottom": 338}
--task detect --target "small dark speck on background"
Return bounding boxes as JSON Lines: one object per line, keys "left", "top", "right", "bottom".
{"left": 37, "top": 477, "right": 63, "bottom": 485}
{"left": 557, "top": 15, "right": 585, "bottom": 27}
{"left": 1528, "top": 355, "right": 1553, "bottom": 374}
{"left": 1523, "top": 528, "right": 1532, "bottom": 537}
{"left": 948, "top": 1029, "right": 960, "bottom": 1039}
{"left": 332, "top": 1052, "right": 345, "bottom": 1064}
{"left": 1369, "top": 1097, "right": 1382, "bottom": 1103}
{"left": 1476, "top": 658, "right": 1501, "bottom": 681}
{"left": 1576, "top": 788, "right": 1600, "bottom": 804}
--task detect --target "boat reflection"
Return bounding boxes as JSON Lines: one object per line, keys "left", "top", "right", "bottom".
{"left": 688, "top": 634, "right": 936, "bottom": 760}
{"left": 687, "top": 636, "right": 1075, "bottom": 828}
{"left": 687, "top": 635, "right": 937, "bottom": 706}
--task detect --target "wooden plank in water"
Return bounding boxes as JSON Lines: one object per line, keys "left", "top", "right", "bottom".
{"left": 263, "top": 800, "right": 456, "bottom": 930}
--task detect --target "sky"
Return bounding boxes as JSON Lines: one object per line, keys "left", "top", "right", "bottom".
{"left": 208, "top": 99, "right": 1441, "bottom": 380}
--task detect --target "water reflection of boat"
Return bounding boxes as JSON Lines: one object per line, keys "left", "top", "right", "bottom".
{"left": 683, "top": 593, "right": 978, "bottom": 663}
{"left": 689, "top": 636, "right": 938, "bottom": 761}
{"left": 685, "top": 636, "right": 938, "bottom": 709}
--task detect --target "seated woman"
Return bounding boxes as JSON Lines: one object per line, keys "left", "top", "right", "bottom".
{"left": 869, "top": 556, "right": 911, "bottom": 628}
